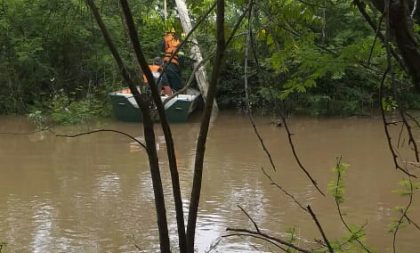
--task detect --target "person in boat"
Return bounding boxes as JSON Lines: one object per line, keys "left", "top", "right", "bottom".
{"left": 143, "top": 57, "right": 172, "bottom": 96}
{"left": 162, "top": 30, "right": 183, "bottom": 91}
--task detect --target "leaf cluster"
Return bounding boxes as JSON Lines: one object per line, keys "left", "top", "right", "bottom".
{"left": 328, "top": 159, "right": 350, "bottom": 204}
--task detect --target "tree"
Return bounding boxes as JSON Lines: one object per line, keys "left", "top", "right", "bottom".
{"left": 361, "top": 0, "right": 420, "bottom": 91}
{"left": 85, "top": 0, "right": 229, "bottom": 252}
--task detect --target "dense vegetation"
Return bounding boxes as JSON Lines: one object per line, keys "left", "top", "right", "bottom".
{"left": 1, "top": 0, "right": 419, "bottom": 123}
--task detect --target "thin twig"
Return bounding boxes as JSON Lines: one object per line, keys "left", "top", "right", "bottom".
{"left": 262, "top": 168, "right": 308, "bottom": 212}
{"left": 392, "top": 179, "right": 414, "bottom": 253}
{"left": 223, "top": 233, "right": 289, "bottom": 252}
{"left": 225, "top": 3, "right": 252, "bottom": 47}
{"left": 279, "top": 113, "right": 325, "bottom": 196}
{"left": 397, "top": 123, "right": 405, "bottom": 149}
{"left": 237, "top": 205, "right": 261, "bottom": 233}
{"left": 398, "top": 111, "right": 420, "bottom": 162}
{"left": 379, "top": 71, "right": 415, "bottom": 177}
{"left": 204, "top": 238, "right": 222, "bottom": 253}
{"left": 242, "top": 0, "right": 276, "bottom": 173}
{"left": 248, "top": 114, "right": 278, "bottom": 172}
{"left": 406, "top": 113, "right": 420, "bottom": 128}
{"left": 225, "top": 228, "right": 312, "bottom": 253}
{"left": 252, "top": 3, "right": 329, "bottom": 196}
{"left": 336, "top": 223, "right": 369, "bottom": 250}
{"left": 334, "top": 157, "right": 373, "bottom": 253}
{"left": 380, "top": 0, "right": 417, "bottom": 178}
{"left": 55, "top": 129, "right": 147, "bottom": 150}
{"left": 307, "top": 205, "right": 334, "bottom": 253}
{"left": 404, "top": 213, "right": 420, "bottom": 231}
{"left": 367, "top": 14, "right": 384, "bottom": 65}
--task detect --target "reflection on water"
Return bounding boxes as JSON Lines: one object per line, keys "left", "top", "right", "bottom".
{"left": 0, "top": 113, "right": 419, "bottom": 252}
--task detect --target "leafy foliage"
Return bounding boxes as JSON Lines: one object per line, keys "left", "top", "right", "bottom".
{"left": 0, "top": 0, "right": 165, "bottom": 119}
{"left": 1, "top": 0, "right": 418, "bottom": 120}
{"left": 328, "top": 159, "right": 350, "bottom": 204}
{"left": 0, "top": 242, "right": 6, "bottom": 253}
{"left": 216, "top": 0, "right": 415, "bottom": 116}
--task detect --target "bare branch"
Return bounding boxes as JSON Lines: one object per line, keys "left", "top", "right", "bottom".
{"left": 333, "top": 157, "right": 373, "bottom": 253}
{"left": 261, "top": 168, "right": 308, "bottom": 212}
{"left": 392, "top": 179, "right": 415, "bottom": 253}
{"left": 225, "top": 4, "right": 252, "bottom": 47}
{"left": 404, "top": 213, "right": 420, "bottom": 231}
{"left": 204, "top": 238, "right": 222, "bottom": 253}
{"left": 279, "top": 113, "right": 326, "bottom": 196}
{"left": 367, "top": 14, "right": 384, "bottom": 65}
{"left": 379, "top": 0, "right": 418, "bottom": 178}
{"left": 134, "top": 244, "right": 142, "bottom": 251}
{"left": 406, "top": 113, "right": 420, "bottom": 128}
{"left": 237, "top": 205, "right": 261, "bottom": 233}
{"left": 307, "top": 205, "right": 334, "bottom": 253}
{"left": 248, "top": 114, "right": 278, "bottom": 172}
{"left": 379, "top": 71, "right": 416, "bottom": 177}
{"left": 398, "top": 111, "right": 420, "bottom": 162}
{"left": 223, "top": 233, "right": 289, "bottom": 252}
{"left": 55, "top": 129, "right": 147, "bottom": 150}
{"left": 243, "top": 0, "right": 278, "bottom": 174}
{"left": 225, "top": 228, "right": 312, "bottom": 253}
{"left": 249, "top": 2, "right": 324, "bottom": 196}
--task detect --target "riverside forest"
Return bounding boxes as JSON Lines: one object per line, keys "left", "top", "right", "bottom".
{"left": 0, "top": 0, "right": 420, "bottom": 252}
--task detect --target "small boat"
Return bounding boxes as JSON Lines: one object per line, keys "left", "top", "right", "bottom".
{"left": 109, "top": 88, "right": 201, "bottom": 123}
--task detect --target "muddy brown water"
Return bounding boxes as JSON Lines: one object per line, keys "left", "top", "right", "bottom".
{"left": 0, "top": 113, "right": 419, "bottom": 252}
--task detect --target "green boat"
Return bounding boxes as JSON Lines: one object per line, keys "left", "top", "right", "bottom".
{"left": 109, "top": 88, "right": 201, "bottom": 123}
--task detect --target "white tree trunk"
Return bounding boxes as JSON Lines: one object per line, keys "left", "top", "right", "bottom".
{"left": 174, "top": 0, "right": 218, "bottom": 110}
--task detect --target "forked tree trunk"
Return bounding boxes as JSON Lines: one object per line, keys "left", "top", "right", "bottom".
{"left": 366, "top": 0, "right": 420, "bottom": 91}
{"left": 174, "top": 0, "right": 218, "bottom": 110}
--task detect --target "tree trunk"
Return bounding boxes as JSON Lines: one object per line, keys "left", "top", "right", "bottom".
{"left": 368, "top": 0, "right": 420, "bottom": 91}
{"left": 174, "top": 0, "right": 218, "bottom": 110}
{"left": 186, "top": 1, "right": 225, "bottom": 252}
{"left": 85, "top": 1, "right": 171, "bottom": 252}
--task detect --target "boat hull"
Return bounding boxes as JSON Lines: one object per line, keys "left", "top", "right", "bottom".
{"left": 109, "top": 89, "right": 200, "bottom": 123}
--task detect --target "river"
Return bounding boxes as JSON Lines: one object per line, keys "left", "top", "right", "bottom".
{"left": 0, "top": 112, "right": 419, "bottom": 252}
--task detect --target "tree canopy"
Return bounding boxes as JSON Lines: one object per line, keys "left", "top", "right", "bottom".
{"left": 1, "top": 0, "right": 419, "bottom": 120}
